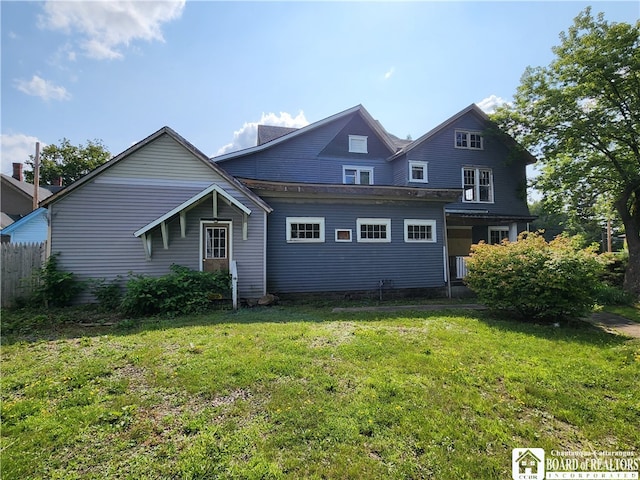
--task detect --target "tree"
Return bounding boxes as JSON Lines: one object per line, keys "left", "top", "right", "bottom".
{"left": 25, "top": 138, "right": 110, "bottom": 186}
{"left": 493, "top": 8, "right": 640, "bottom": 297}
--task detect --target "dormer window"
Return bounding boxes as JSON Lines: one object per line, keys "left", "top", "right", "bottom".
{"left": 349, "top": 135, "right": 368, "bottom": 153}
{"left": 455, "top": 130, "right": 483, "bottom": 150}
{"left": 343, "top": 166, "right": 373, "bottom": 185}
{"left": 409, "top": 161, "right": 428, "bottom": 183}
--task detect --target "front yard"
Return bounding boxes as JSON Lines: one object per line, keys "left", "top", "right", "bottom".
{"left": 1, "top": 305, "right": 639, "bottom": 479}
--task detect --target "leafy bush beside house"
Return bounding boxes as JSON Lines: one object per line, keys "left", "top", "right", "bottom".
{"left": 120, "top": 264, "right": 231, "bottom": 316}
{"left": 464, "top": 232, "right": 602, "bottom": 321}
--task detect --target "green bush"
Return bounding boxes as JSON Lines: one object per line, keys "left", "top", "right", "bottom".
{"left": 32, "top": 254, "right": 84, "bottom": 307}
{"left": 464, "top": 232, "right": 603, "bottom": 321}
{"left": 89, "top": 277, "right": 123, "bottom": 312}
{"left": 120, "top": 265, "right": 231, "bottom": 316}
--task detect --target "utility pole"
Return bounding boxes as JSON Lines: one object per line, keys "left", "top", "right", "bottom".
{"left": 33, "top": 142, "right": 40, "bottom": 210}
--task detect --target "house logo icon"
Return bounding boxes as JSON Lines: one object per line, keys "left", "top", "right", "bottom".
{"left": 512, "top": 448, "right": 545, "bottom": 480}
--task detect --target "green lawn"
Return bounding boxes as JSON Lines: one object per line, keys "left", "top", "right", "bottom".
{"left": 2, "top": 305, "right": 639, "bottom": 479}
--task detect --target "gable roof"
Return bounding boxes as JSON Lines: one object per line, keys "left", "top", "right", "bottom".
{"left": 1, "top": 174, "right": 53, "bottom": 203}
{"left": 40, "top": 126, "right": 272, "bottom": 213}
{"left": 0, "top": 207, "right": 47, "bottom": 235}
{"left": 388, "top": 104, "right": 537, "bottom": 164}
{"left": 214, "top": 105, "right": 400, "bottom": 163}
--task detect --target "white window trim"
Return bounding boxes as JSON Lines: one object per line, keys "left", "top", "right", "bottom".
{"left": 343, "top": 165, "right": 374, "bottom": 185}
{"left": 455, "top": 130, "right": 484, "bottom": 150}
{"left": 462, "top": 166, "right": 494, "bottom": 204}
{"left": 488, "top": 226, "right": 509, "bottom": 245}
{"left": 408, "top": 161, "right": 429, "bottom": 183}
{"left": 356, "top": 218, "right": 391, "bottom": 243}
{"left": 404, "top": 219, "right": 437, "bottom": 243}
{"left": 335, "top": 229, "right": 352, "bottom": 242}
{"left": 286, "top": 217, "right": 325, "bottom": 243}
{"left": 349, "top": 135, "right": 368, "bottom": 153}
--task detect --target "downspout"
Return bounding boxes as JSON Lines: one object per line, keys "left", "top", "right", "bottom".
{"left": 443, "top": 206, "right": 452, "bottom": 299}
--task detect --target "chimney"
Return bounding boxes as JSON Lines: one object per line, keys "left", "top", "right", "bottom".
{"left": 53, "top": 177, "right": 63, "bottom": 187}
{"left": 12, "top": 163, "right": 24, "bottom": 182}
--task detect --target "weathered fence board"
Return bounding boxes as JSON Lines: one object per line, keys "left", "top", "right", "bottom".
{"left": 1, "top": 242, "right": 47, "bottom": 307}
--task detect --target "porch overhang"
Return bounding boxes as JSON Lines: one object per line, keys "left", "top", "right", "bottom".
{"left": 445, "top": 208, "right": 536, "bottom": 226}
{"left": 133, "top": 183, "right": 251, "bottom": 259}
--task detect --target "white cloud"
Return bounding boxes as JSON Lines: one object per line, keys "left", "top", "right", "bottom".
{"left": 1, "top": 134, "right": 45, "bottom": 176}
{"left": 14, "top": 75, "right": 71, "bottom": 101}
{"left": 477, "top": 94, "right": 508, "bottom": 114}
{"left": 216, "top": 111, "right": 309, "bottom": 156}
{"left": 384, "top": 67, "right": 395, "bottom": 80}
{"left": 39, "top": 0, "right": 185, "bottom": 60}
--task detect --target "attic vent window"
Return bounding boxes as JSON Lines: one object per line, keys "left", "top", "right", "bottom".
{"left": 349, "top": 135, "right": 368, "bottom": 153}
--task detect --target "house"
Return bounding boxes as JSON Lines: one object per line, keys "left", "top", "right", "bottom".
{"left": 0, "top": 208, "right": 49, "bottom": 244}
{"left": 42, "top": 104, "right": 535, "bottom": 302}
{"left": 515, "top": 449, "right": 542, "bottom": 475}
{"left": 1, "top": 164, "right": 53, "bottom": 229}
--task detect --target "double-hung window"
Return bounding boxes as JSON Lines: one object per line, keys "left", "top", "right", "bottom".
{"left": 409, "top": 161, "right": 428, "bottom": 183}
{"left": 404, "top": 219, "right": 436, "bottom": 242}
{"left": 455, "top": 130, "right": 483, "bottom": 150}
{"left": 343, "top": 166, "right": 373, "bottom": 185}
{"left": 463, "top": 167, "right": 493, "bottom": 203}
{"left": 357, "top": 218, "right": 391, "bottom": 243}
{"left": 489, "top": 227, "right": 509, "bottom": 245}
{"left": 286, "top": 217, "right": 325, "bottom": 243}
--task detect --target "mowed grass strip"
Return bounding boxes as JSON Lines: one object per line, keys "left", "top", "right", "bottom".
{"left": 1, "top": 307, "right": 639, "bottom": 479}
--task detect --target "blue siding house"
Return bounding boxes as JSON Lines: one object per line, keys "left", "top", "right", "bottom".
{"left": 44, "top": 104, "right": 534, "bottom": 302}
{"left": 0, "top": 207, "right": 48, "bottom": 244}
{"left": 216, "top": 104, "right": 535, "bottom": 296}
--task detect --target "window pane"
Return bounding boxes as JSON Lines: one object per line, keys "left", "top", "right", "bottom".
{"left": 411, "top": 165, "right": 424, "bottom": 180}
{"left": 456, "top": 132, "right": 468, "bottom": 147}
{"left": 360, "top": 170, "right": 371, "bottom": 185}
{"left": 344, "top": 169, "right": 356, "bottom": 184}
{"left": 470, "top": 134, "right": 482, "bottom": 149}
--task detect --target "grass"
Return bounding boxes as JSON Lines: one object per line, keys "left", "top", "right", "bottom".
{"left": 1, "top": 304, "right": 639, "bottom": 479}
{"left": 603, "top": 303, "right": 640, "bottom": 323}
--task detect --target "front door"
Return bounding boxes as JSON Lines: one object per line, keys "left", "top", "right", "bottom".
{"left": 202, "top": 223, "right": 230, "bottom": 272}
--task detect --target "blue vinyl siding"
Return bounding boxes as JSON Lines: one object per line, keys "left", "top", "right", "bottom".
{"left": 393, "top": 112, "right": 530, "bottom": 217}
{"left": 218, "top": 112, "right": 396, "bottom": 185}
{"left": 264, "top": 197, "right": 446, "bottom": 293}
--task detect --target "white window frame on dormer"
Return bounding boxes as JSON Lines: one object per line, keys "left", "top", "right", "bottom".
{"left": 455, "top": 130, "right": 483, "bottom": 150}
{"left": 357, "top": 218, "right": 391, "bottom": 243}
{"left": 462, "top": 166, "right": 494, "bottom": 203}
{"left": 408, "top": 161, "right": 429, "bottom": 183}
{"left": 343, "top": 166, "right": 373, "bottom": 185}
{"left": 349, "top": 135, "right": 368, "bottom": 153}
{"left": 286, "top": 217, "right": 325, "bottom": 243}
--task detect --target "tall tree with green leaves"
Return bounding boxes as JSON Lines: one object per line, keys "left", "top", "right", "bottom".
{"left": 25, "top": 138, "right": 110, "bottom": 186}
{"left": 493, "top": 8, "right": 640, "bottom": 297}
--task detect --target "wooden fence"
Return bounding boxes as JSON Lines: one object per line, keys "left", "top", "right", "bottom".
{"left": 1, "top": 242, "right": 47, "bottom": 308}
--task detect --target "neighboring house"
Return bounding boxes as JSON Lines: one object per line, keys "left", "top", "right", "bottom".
{"left": 0, "top": 207, "right": 48, "bottom": 244}
{"left": 1, "top": 165, "right": 53, "bottom": 229}
{"left": 43, "top": 104, "right": 535, "bottom": 302}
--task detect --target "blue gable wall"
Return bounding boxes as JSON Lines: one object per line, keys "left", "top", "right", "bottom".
{"left": 392, "top": 110, "right": 530, "bottom": 217}
{"left": 264, "top": 197, "right": 447, "bottom": 293}
{"left": 217, "top": 112, "right": 397, "bottom": 185}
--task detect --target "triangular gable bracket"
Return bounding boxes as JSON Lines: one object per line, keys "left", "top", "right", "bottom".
{"left": 133, "top": 184, "right": 252, "bottom": 256}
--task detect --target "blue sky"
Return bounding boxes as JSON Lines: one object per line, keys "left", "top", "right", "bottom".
{"left": 2, "top": 1, "right": 638, "bottom": 180}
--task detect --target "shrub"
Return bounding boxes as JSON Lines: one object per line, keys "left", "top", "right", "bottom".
{"left": 32, "top": 254, "right": 84, "bottom": 307}
{"left": 464, "top": 232, "right": 603, "bottom": 321}
{"left": 120, "top": 265, "right": 231, "bottom": 316}
{"left": 89, "top": 277, "right": 124, "bottom": 312}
